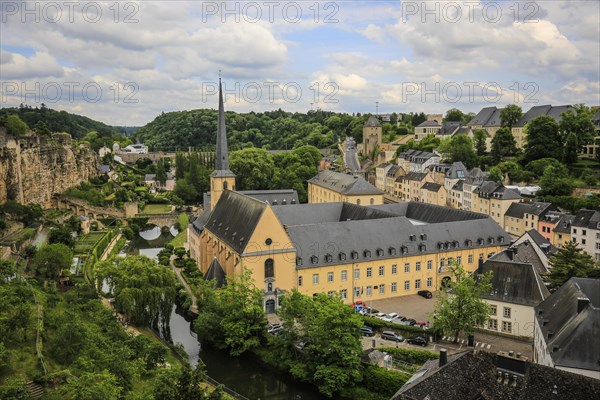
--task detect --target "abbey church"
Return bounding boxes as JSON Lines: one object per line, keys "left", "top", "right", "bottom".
{"left": 188, "top": 80, "right": 510, "bottom": 313}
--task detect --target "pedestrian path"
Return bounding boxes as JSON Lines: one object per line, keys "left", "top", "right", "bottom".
{"left": 441, "top": 336, "right": 491, "bottom": 349}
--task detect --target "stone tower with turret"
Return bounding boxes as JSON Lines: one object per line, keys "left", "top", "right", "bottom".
{"left": 209, "top": 78, "right": 236, "bottom": 209}
{"left": 362, "top": 115, "right": 382, "bottom": 157}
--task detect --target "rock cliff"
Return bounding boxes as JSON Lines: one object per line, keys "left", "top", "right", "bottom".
{"left": 0, "top": 130, "right": 99, "bottom": 208}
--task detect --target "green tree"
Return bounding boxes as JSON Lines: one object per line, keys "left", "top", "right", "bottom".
{"left": 33, "top": 120, "right": 51, "bottom": 135}
{"left": 438, "top": 134, "right": 478, "bottom": 169}
{"left": 31, "top": 243, "right": 73, "bottom": 279}
{"left": 444, "top": 108, "right": 467, "bottom": 122}
{"left": 173, "top": 180, "right": 198, "bottom": 204}
{"left": 526, "top": 158, "right": 562, "bottom": 178}
{"left": 488, "top": 167, "right": 503, "bottom": 183}
{"left": 273, "top": 291, "right": 363, "bottom": 397}
{"left": 490, "top": 127, "right": 517, "bottom": 162}
{"left": 230, "top": 148, "right": 275, "bottom": 190}
{"left": 563, "top": 132, "right": 579, "bottom": 165}
{"left": 497, "top": 161, "right": 525, "bottom": 183}
{"left": 539, "top": 163, "right": 574, "bottom": 196}
{"left": 473, "top": 129, "right": 487, "bottom": 156}
{"left": 63, "top": 370, "right": 122, "bottom": 400}
{"left": 545, "top": 241, "right": 598, "bottom": 290}
{"left": 95, "top": 256, "right": 177, "bottom": 331}
{"left": 0, "top": 260, "right": 16, "bottom": 281}
{"left": 559, "top": 105, "right": 596, "bottom": 151}
{"left": 499, "top": 104, "right": 522, "bottom": 129}
{"left": 433, "top": 262, "right": 492, "bottom": 342}
{"left": 176, "top": 213, "right": 189, "bottom": 231}
{"left": 48, "top": 224, "right": 76, "bottom": 247}
{"left": 194, "top": 269, "right": 266, "bottom": 356}
{"left": 6, "top": 114, "right": 29, "bottom": 136}
{"left": 155, "top": 159, "right": 168, "bottom": 185}
{"left": 523, "top": 116, "right": 562, "bottom": 164}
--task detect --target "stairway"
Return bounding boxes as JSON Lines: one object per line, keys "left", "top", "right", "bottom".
{"left": 26, "top": 381, "right": 44, "bottom": 399}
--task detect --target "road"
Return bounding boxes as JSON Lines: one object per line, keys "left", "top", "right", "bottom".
{"left": 344, "top": 136, "right": 360, "bottom": 172}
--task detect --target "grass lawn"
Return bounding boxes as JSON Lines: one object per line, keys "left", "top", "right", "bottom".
{"left": 143, "top": 204, "right": 173, "bottom": 214}
{"left": 169, "top": 230, "right": 187, "bottom": 247}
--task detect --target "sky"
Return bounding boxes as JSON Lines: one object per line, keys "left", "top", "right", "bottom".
{"left": 1, "top": 0, "right": 599, "bottom": 126}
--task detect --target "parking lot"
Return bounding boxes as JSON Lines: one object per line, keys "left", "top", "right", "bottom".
{"left": 367, "top": 292, "right": 438, "bottom": 323}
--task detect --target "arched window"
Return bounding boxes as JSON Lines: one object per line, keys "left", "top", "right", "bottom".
{"left": 267, "top": 282, "right": 273, "bottom": 292}
{"left": 357, "top": 199, "right": 361, "bottom": 205}
{"left": 265, "top": 258, "right": 274, "bottom": 278}
{"left": 370, "top": 198, "right": 374, "bottom": 205}
{"left": 223, "top": 181, "right": 228, "bottom": 190}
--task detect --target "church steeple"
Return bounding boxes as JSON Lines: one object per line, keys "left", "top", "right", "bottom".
{"left": 209, "top": 73, "right": 236, "bottom": 210}
{"left": 215, "top": 76, "right": 230, "bottom": 171}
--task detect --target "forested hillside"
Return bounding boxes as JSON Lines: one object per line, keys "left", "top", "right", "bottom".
{"left": 136, "top": 108, "right": 420, "bottom": 150}
{"left": 0, "top": 105, "right": 117, "bottom": 138}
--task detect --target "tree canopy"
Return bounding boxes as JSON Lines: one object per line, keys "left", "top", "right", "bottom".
{"left": 523, "top": 116, "right": 562, "bottom": 164}
{"left": 438, "top": 134, "right": 478, "bottom": 169}
{"left": 490, "top": 127, "right": 517, "bottom": 162}
{"left": 545, "top": 241, "right": 599, "bottom": 290}
{"left": 271, "top": 290, "right": 364, "bottom": 397}
{"left": 433, "top": 263, "right": 492, "bottom": 342}
{"left": 32, "top": 243, "right": 73, "bottom": 279}
{"left": 499, "top": 104, "right": 522, "bottom": 129}
{"left": 95, "top": 256, "right": 177, "bottom": 331}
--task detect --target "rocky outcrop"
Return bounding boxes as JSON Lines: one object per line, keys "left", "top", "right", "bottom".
{"left": 0, "top": 130, "right": 99, "bottom": 208}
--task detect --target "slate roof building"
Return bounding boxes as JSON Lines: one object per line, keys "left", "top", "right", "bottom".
{"left": 512, "top": 104, "right": 574, "bottom": 148}
{"left": 533, "top": 277, "right": 600, "bottom": 380}
{"left": 571, "top": 208, "right": 600, "bottom": 260}
{"left": 196, "top": 188, "right": 510, "bottom": 313}
{"left": 504, "top": 202, "right": 558, "bottom": 238}
{"left": 308, "top": 170, "right": 384, "bottom": 205}
{"left": 472, "top": 182, "right": 522, "bottom": 228}
{"left": 392, "top": 349, "right": 600, "bottom": 400}
{"left": 478, "top": 239, "right": 551, "bottom": 338}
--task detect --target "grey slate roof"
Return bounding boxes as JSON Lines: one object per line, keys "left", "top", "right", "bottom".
{"left": 535, "top": 277, "right": 600, "bottom": 372}
{"left": 364, "top": 115, "right": 381, "bottom": 127}
{"left": 438, "top": 121, "right": 462, "bottom": 136}
{"left": 191, "top": 210, "right": 211, "bottom": 234}
{"left": 515, "top": 105, "right": 574, "bottom": 127}
{"left": 491, "top": 236, "right": 551, "bottom": 275}
{"left": 451, "top": 180, "right": 464, "bottom": 191}
{"left": 205, "top": 258, "right": 226, "bottom": 288}
{"left": 475, "top": 181, "right": 522, "bottom": 200}
{"left": 308, "top": 170, "right": 383, "bottom": 195}
{"left": 505, "top": 202, "right": 554, "bottom": 218}
{"left": 386, "top": 165, "right": 402, "bottom": 177}
{"left": 553, "top": 214, "right": 575, "bottom": 233}
{"left": 203, "top": 189, "right": 299, "bottom": 211}
{"left": 421, "top": 182, "right": 442, "bottom": 192}
{"left": 572, "top": 209, "right": 600, "bottom": 229}
{"left": 215, "top": 78, "right": 232, "bottom": 173}
{"left": 403, "top": 172, "right": 428, "bottom": 182}
{"left": 285, "top": 202, "right": 509, "bottom": 269}
{"left": 392, "top": 349, "right": 600, "bottom": 400}
{"left": 468, "top": 106, "right": 498, "bottom": 126}
{"left": 416, "top": 120, "right": 441, "bottom": 127}
{"left": 99, "top": 165, "right": 110, "bottom": 174}
{"left": 478, "top": 260, "right": 550, "bottom": 306}
{"left": 204, "top": 190, "right": 267, "bottom": 253}
{"left": 445, "top": 162, "right": 467, "bottom": 179}
{"left": 398, "top": 149, "right": 439, "bottom": 164}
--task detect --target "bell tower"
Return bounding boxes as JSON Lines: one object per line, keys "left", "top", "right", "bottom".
{"left": 210, "top": 75, "right": 236, "bottom": 209}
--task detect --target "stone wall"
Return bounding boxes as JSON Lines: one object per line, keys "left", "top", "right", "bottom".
{"left": 0, "top": 130, "right": 99, "bottom": 208}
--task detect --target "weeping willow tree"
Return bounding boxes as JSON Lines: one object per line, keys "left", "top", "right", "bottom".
{"left": 95, "top": 256, "right": 177, "bottom": 332}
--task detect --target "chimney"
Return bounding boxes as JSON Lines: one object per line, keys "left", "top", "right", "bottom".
{"left": 507, "top": 248, "right": 514, "bottom": 261}
{"left": 496, "top": 351, "right": 528, "bottom": 377}
{"left": 439, "top": 348, "right": 448, "bottom": 367}
{"left": 577, "top": 297, "right": 590, "bottom": 313}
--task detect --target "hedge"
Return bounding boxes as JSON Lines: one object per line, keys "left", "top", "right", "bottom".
{"left": 362, "top": 316, "right": 433, "bottom": 335}
{"left": 378, "top": 347, "right": 439, "bottom": 364}
{"left": 360, "top": 365, "right": 410, "bottom": 398}
{"left": 82, "top": 228, "right": 118, "bottom": 283}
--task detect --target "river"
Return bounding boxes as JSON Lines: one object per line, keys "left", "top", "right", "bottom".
{"left": 130, "top": 226, "right": 328, "bottom": 400}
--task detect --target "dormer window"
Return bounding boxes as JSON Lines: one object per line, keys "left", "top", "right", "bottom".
{"left": 339, "top": 252, "right": 346, "bottom": 261}
{"left": 364, "top": 250, "right": 371, "bottom": 258}
{"left": 489, "top": 237, "right": 495, "bottom": 244}
{"left": 401, "top": 246, "right": 408, "bottom": 254}
{"left": 465, "top": 239, "right": 472, "bottom": 247}
{"left": 438, "top": 243, "right": 445, "bottom": 250}
{"left": 389, "top": 247, "right": 397, "bottom": 256}
{"left": 498, "top": 236, "right": 504, "bottom": 243}
{"left": 296, "top": 257, "right": 303, "bottom": 266}
{"left": 478, "top": 238, "right": 485, "bottom": 245}
{"left": 325, "top": 254, "right": 333, "bottom": 262}
{"left": 419, "top": 244, "right": 426, "bottom": 252}
{"left": 409, "top": 234, "right": 416, "bottom": 241}
{"left": 420, "top": 233, "right": 427, "bottom": 240}
{"left": 376, "top": 248, "right": 384, "bottom": 257}
{"left": 453, "top": 241, "right": 459, "bottom": 248}
{"left": 310, "top": 255, "right": 318, "bottom": 264}
{"left": 351, "top": 251, "right": 359, "bottom": 260}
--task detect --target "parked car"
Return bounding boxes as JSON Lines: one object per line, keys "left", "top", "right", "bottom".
{"left": 401, "top": 319, "right": 417, "bottom": 326}
{"left": 407, "top": 336, "right": 428, "bottom": 346}
{"left": 382, "top": 312, "right": 400, "bottom": 322}
{"left": 267, "top": 323, "right": 283, "bottom": 335}
{"left": 360, "top": 327, "right": 375, "bottom": 337}
{"left": 374, "top": 313, "right": 387, "bottom": 319}
{"left": 381, "top": 330, "right": 404, "bottom": 342}
{"left": 365, "top": 308, "right": 380, "bottom": 316}
{"left": 418, "top": 290, "right": 433, "bottom": 299}
{"left": 359, "top": 306, "right": 372, "bottom": 315}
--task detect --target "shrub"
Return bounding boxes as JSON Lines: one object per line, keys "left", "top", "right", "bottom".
{"left": 378, "top": 347, "right": 438, "bottom": 364}
{"left": 360, "top": 365, "right": 409, "bottom": 398}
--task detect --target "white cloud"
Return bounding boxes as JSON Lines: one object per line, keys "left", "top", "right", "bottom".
{"left": 0, "top": 51, "right": 64, "bottom": 80}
